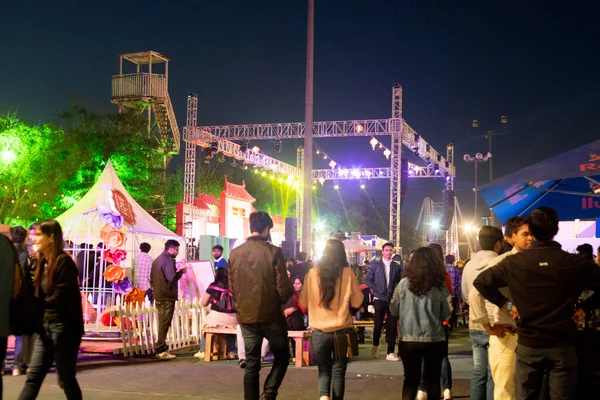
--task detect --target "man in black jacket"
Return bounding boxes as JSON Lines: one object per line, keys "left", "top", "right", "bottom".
{"left": 364, "top": 242, "right": 403, "bottom": 361}
{"left": 150, "top": 239, "right": 186, "bottom": 360}
{"left": 474, "top": 207, "right": 600, "bottom": 399}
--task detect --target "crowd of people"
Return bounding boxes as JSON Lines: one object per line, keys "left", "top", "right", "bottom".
{"left": 2, "top": 205, "right": 600, "bottom": 400}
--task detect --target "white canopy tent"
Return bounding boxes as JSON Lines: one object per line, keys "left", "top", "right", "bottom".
{"left": 56, "top": 160, "right": 184, "bottom": 265}
{"left": 55, "top": 160, "right": 184, "bottom": 331}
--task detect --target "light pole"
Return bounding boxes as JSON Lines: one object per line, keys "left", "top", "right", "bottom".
{"left": 302, "top": 0, "right": 315, "bottom": 257}
{"left": 471, "top": 116, "right": 508, "bottom": 226}
{"left": 464, "top": 152, "right": 492, "bottom": 251}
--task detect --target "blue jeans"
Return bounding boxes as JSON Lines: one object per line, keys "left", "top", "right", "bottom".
{"left": 470, "top": 330, "right": 494, "bottom": 400}
{"left": 14, "top": 335, "right": 37, "bottom": 370}
{"left": 240, "top": 318, "right": 289, "bottom": 400}
{"left": 312, "top": 329, "right": 351, "bottom": 400}
{"left": 18, "top": 322, "right": 82, "bottom": 400}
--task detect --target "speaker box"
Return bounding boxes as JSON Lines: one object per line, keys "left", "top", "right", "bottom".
{"left": 441, "top": 190, "right": 455, "bottom": 231}
{"left": 281, "top": 240, "right": 300, "bottom": 260}
{"left": 285, "top": 218, "right": 298, "bottom": 242}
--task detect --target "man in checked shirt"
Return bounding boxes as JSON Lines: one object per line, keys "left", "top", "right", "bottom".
{"left": 135, "top": 242, "right": 153, "bottom": 290}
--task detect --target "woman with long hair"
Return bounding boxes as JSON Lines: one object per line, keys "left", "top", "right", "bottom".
{"left": 284, "top": 276, "right": 308, "bottom": 359}
{"left": 416, "top": 244, "right": 456, "bottom": 400}
{"left": 201, "top": 267, "right": 238, "bottom": 359}
{"left": 390, "top": 247, "right": 451, "bottom": 400}
{"left": 19, "top": 220, "right": 84, "bottom": 400}
{"left": 299, "top": 239, "right": 363, "bottom": 400}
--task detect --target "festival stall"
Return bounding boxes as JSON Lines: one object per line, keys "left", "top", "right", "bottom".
{"left": 56, "top": 160, "right": 185, "bottom": 332}
{"left": 479, "top": 138, "right": 600, "bottom": 251}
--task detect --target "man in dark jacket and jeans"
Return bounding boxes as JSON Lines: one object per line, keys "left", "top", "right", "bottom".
{"left": 474, "top": 207, "right": 600, "bottom": 400}
{"left": 150, "top": 239, "right": 185, "bottom": 360}
{"left": 229, "top": 211, "right": 294, "bottom": 400}
{"left": 364, "top": 242, "right": 402, "bottom": 361}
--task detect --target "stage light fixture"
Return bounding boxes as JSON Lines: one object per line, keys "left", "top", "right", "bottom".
{"left": 217, "top": 151, "right": 225, "bottom": 163}
{"left": 274, "top": 140, "right": 282, "bottom": 153}
{"left": 210, "top": 141, "right": 218, "bottom": 154}
{"left": 240, "top": 141, "right": 248, "bottom": 153}
{"left": 230, "top": 159, "right": 238, "bottom": 167}
{"left": 433, "top": 164, "right": 440, "bottom": 174}
{"left": 204, "top": 147, "right": 213, "bottom": 159}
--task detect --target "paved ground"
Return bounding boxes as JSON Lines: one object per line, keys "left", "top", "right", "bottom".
{"left": 2, "top": 327, "right": 475, "bottom": 399}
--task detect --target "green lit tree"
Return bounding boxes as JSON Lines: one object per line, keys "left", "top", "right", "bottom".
{"left": 0, "top": 114, "right": 80, "bottom": 225}
{"left": 58, "top": 107, "right": 166, "bottom": 213}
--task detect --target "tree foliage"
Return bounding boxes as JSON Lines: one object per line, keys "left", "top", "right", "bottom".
{"left": 0, "top": 114, "right": 79, "bottom": 224}
{"left": 0, "top": 109, "right": 168, "bottom": 226}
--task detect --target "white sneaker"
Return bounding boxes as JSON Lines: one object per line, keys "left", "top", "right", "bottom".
{"left": 156, "top": 351, "right": 176, "bottom": 360}
{"left": 386, "top": 353, "right": 400, "bottom": 361}
{"left": 416, "top": 390, "right": 428, "bottom": 400}
{"left": 12, "top": 368, "right": 23, "bottom": 376}
{"left": 443, "top": 388, "right": 453, "bottom": 399}
{"left": 319, "top": 396, "right": 330, "bottom": 400}
{"left": 193, "top": 350, "right": 205, "bottom": 358}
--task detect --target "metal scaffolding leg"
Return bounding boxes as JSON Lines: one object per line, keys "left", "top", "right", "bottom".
{"left": 296, "top": 146, "right": 304, "bottom": 240}
{"left": 389, "top": 84, "right": 403, "bottom": 252}
{"left": 184, "top": 94, "right": 198, "bottom": 259}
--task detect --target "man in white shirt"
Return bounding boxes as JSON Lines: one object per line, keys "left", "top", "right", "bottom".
{"left": 469, "top": 217, "right": 533, "bottom": 400}
{"left": 461, "top": 225, "right": 504, "bottom": 400}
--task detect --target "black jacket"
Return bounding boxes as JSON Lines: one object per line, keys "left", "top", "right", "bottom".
{"left": 229, "top": 236, "right": 293, "bottom": 324}
{"left": 474, "top": 240, "right": 600, "bottom": 348}
{"left": 150, "top": 251, "right": 183, "bottom": 301}
{"left": 40, "top": 253, "right": 84, "bottom": 336}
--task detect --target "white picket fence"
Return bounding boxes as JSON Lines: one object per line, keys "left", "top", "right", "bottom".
{"left": 110, "top": 298, "right": 207, "bottom": 356}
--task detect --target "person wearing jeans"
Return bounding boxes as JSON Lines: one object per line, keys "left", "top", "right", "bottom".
{"left": 19, "top": 322, "right": 82, "bottom": 400}
{"left": 229, "top": 212, "right": 294, "bottom": 400}
{"left": 311, "top": 328, "right": 354, "bottom": 399}
{"left": 240, "top": 319, "right": 290, "bottom": 399}
{"left": 461, "top": 225, "right": 504, "bottom": 400}
{"left": 236, "top": 324, "right": 270, "bottom": 368}
{"left": 299, "top": 239, "right": 363, "bottom": 400}
{"left": 390, "top": 247, "right": 452, "bottom": 400}
{"left": 18, "top": 220, "right": 84, "bottom": 400}
{"left": 469, "top": 330, "right": 494, "bottom": 399}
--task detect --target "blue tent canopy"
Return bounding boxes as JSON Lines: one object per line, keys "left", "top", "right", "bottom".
{"left": 479, "top": 139, "right": 600, "bottom": 224}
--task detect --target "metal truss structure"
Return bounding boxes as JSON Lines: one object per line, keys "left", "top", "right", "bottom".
{"left": 183, "top": 84, "right": 456, "bottom": 251}
{"left": 415, "top": 196, "right": 471, "bottom": 259}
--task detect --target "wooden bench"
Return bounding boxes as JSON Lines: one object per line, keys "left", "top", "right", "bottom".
{"left": 352, "top": 320, "right": 375, "bottom": 328}
{"left": 203, "top": 327, "right": 237, "bottom": 362}
{"left": 288, "top": 330, "right": 313, "bottom": 368}
{"left": 202, "top": 327, "right": 314, "bottom": 368}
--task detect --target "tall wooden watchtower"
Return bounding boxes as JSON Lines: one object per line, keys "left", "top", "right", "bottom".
{"left": 111, "top": 51, "right": 180, "bottom": 156}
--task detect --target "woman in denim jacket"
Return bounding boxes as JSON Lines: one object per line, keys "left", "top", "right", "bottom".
{"left": 390, "top": 247, "right": 452, "bottom": 400}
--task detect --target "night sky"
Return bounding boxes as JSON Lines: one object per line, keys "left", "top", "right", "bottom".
{"left": 2, "top": 1, "right": 599, "bottom": 230}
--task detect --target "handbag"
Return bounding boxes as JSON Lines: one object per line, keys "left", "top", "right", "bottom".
{"left": 332, "top": 270, "right": 359, "bottom": 359}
